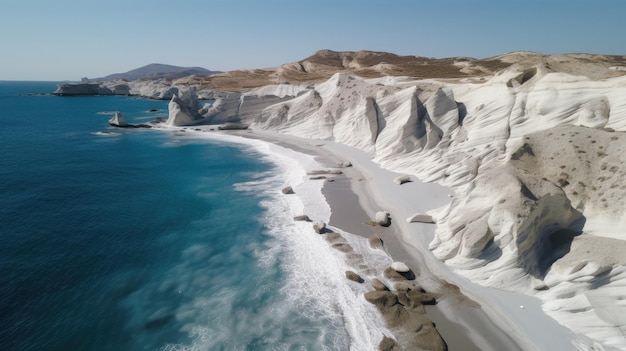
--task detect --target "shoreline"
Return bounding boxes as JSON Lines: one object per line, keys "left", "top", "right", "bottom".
{"left": 163, "top": 126, "right": 583, "bottom": 350}
{"left": 219, "top": 129, "right": 526, "bottom": 350}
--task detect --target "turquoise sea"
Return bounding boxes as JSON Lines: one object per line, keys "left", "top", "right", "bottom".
{"left": 0, "top": 82, "right": 376, "bottom": 350}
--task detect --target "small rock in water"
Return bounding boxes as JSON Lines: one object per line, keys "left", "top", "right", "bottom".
{"left": 345, "top": 271, "right": 363, "bottom": 283}
{"left": 281, "top": 186, "right": 294, "bottom": 194}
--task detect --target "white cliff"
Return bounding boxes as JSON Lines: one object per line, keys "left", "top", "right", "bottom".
{"left": 238, "top": 68, "right": 626, "bottom": 350}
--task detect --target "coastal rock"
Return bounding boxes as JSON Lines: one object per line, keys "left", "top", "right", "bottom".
{"left": 293, "top": 215, "right": 310, "bottom": 221}
{"left": 312, "top": 221, "right": 326, "bottom": 233}
{"left": 379, "top": 336, "right": 401, "bottom": 351}
{"left": 339, "top": 161, "right": 352, "bottom": 167}
{"left": 345, "top": 271, "right": 363, "bottom": 283}
{"left": 368, "top": 234, "right": 384, "bottom": 249}
{"left": 397, "top": 292, "right": 427, "bottom": 314}
{"left": 393, "top": 175, "right": 412, "bottom": 185}
{"left": 406, "top": 288, "right": 436, "bottom": 306}
{"left": 325, "top": 232, "right": 346, "bottom": 243}
{"left": 217, "top": 122, "right": 248, "bottom": 130}
{"left": 364, "top": 290, "right": 399, "bottom": 309}
{"left": 375, "top": 211, "right": 391, "bottom": 227}
{"left": 281, "top": 186, "right": 294, "bottom": 194}
{"left": 332, "top": 243, "right": 354, "bottom": 252}
{"left": 166, "top": 90, "right": 202, "bottom": 126}
{"left": 108, "top": 111, "right": 128, "bottom": 127}
{"left": 406, "top": 213, "right": 435, "bottom": 223}
{"left": 371, "top": 278, "right": 389, "bottom": 291}
{"left": 382, "top": 304, "right": 410, "bottom": 327}
{"left": 391, "top": 261, "right": 410, "bottom": 272}
{"left": 393, "top": 281, "right": 423, "bottom": 292}
{"left": 411, "top": 320, "right": 448, "bottom": 351}
{"left": 53, "top": 82, "right": 114, "bottom": 96}
{"left": 384, "top": 267, "right": 407, "bottom": 281}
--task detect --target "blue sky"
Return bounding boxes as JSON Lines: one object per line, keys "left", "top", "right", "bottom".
{"left": 1, "top": 0, "right": 624, "bottom": 80}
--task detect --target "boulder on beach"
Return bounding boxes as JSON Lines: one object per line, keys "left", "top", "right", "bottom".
{"left": 383, "top": 304, "right": 410, "bottom": 327}
{"left": 325, "top": 232, "right": 345, "bottom": 243}
{"left": 217, "top": 122, "right": 248, "bottom": 130}
{"left": 393, "top": 175, "right": 412, "bottom": 185}
{"left": 406, "top": 213, "right": 435, "bottom": 223}
{"left": 364, "top": 290, "right": 399, "bottom": 309}
{"left": 293, "top": 215, "right": 310, "bottom": 221}
{"left": 391, "top": 261, "right": 410, "bottom": 273}
{"left": 406, "top": 288, "right": 436, "bottom": 306}
{"left": 384, "top": 267, "right": 407, "bottom": 281}
{"left": 376, "top": 211, "right": 391, "bottom": 227}
{"left": 379, "top": 336, "right": 401, "bottom": 351}
{"left": 371, "top": 278, "right": 389, "bottom": 291}
{"left": 281, "top": 186, "right": 294, "bottom": 194}
{"left": 345, "top": 271, "right": 363, "bottom": 283}
{"left": 411, "top": 320, "right": 448, "bottom": 351}
{"left": 332, "top": 242, "right": 354, "bottom": 252}
{"left": 313, "top": 221, "right": 326, "bottom": 233}
{"left": 393, "top": 281, "right": 423, "bottom": 293}
{"left": 397, "top": 292, "right": 427, "bottom": 314}
{"left": 368, "top": 234, "right": 384, "bottom": 249}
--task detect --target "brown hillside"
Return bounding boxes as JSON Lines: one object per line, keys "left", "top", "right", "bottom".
{"left": 180, "top": 50, "right": 626, "bottom": 91}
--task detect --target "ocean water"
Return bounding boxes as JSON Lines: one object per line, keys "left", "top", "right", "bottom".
{"left": 0, "top": 82, "right": 386, "bottom": 351}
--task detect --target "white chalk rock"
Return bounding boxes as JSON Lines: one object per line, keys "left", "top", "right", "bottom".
{"left": 375, "top": 211, "right": 391, "bottom": 227}
{"left": 393, "top": 175, "right": 412, "bottom": 185}
{"left": 108, "top": 111, "right": 128, "bottom": 127}
{"left": 406, "top": 213, "right": 435, "bottom": 223}
{"left": 391, "top": 261, "right": 410, "bottom": 273}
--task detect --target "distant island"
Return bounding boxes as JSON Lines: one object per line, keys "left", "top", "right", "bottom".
{"left": 53, "top": 63, "right": 219, "bottom": 97}
{"left": 91, "top": 63, "right": 219, "bottom": 82}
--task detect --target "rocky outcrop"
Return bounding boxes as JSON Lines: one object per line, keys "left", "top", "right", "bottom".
{"left": 406, "top": 213, "right": 434, "bottom": 223}
{"left": 108, "top": 111, "right": 128, "bottom": 127}
{"left": 166, "top": 88, "right": 203, "bottom": 126}
{"left": 368, "top": 234, "right": 384, "bottom": 249}
{"left": 53, "top": 83, "right": 113, "bottom": 96}
{"left": 312, "top": 221, "right": 326, "bottom": 234}
{"left": 345, "top": 271, "right": 363, "bottom": 283}
{"left": 364, "top": 288, "right": 446, "bottom": 351}
{"left": 375, "top": 211, "right": 391, "bottom": 227}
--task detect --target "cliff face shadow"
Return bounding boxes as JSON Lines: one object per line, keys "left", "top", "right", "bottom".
{"left": 532, "top": 221, "right": 585, "bottom": 279}
{"left": 457, "top": 102, "right": 467, "bottom": 126}
{"left": 476, "top": 237, "right": 503, "bottom": 263}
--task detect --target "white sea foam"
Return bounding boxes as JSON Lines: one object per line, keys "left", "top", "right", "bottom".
{"left": 91, "top": 131, "right": 120, "bottom": 136}
{"left": 163, "top": 129, "right": 391, "bottom": 350}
